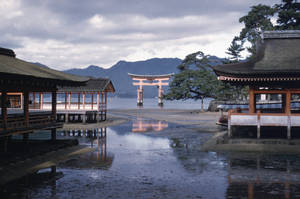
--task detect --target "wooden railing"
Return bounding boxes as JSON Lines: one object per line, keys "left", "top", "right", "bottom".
{"left": 0, "top": 112, "right": 57, "bottom": 134}
{"left": 228, "top": 109, "right": 300, "bottom": 139}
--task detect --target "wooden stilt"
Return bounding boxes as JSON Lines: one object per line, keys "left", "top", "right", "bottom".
{"left": 257, "top": 110, "right": 261, "bottom": 139}
{"left": 228, "top": 110, "right": 232, "bottom": 137}
{"left": 51, "top": 128, "right": 56, "bottom": 141}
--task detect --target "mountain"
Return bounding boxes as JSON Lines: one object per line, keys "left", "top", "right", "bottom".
{"left": 63, "top": 56, "right": 224, "bottom": 98}
{"left": 64, "top": 58, "right": 182, "bottom": 97}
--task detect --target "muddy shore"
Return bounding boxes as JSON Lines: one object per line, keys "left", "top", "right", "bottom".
{"left": 108, "top": 108, "right": 300, "bottom": 154}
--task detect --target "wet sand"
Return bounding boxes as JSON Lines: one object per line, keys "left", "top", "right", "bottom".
{"left": 109, "top": 108, "right": 221, "bottom": 133}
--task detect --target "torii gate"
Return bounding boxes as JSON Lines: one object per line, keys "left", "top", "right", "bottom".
{"left": 128, "top": 73, "right": 174, "bottom": 106}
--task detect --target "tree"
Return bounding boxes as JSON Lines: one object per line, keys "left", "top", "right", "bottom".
{"left": 233, "top": 0, "right": 300, "bottom": 57}
{"left": 226, "top": 36, "right": 245, "bottom": 62}
{"left": 164, "top": 51, "right": 238, "bottom": 111}
{"left": 238, "top": 4, "right": 276, "bottom": 56}
{"left": 276, "top": 0, "right": 300, "bottom": 30}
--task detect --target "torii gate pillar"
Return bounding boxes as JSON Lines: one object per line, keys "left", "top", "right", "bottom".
{"left": 137, "top": 87, "right": 143, "bottom": 106}
{"left": 128, "top": 73, "right": 174, "bottom": 107}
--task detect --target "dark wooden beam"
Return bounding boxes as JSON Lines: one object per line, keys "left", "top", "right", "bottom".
{"left": 52, "top": 91, "right": 57, "bottom": 120}
{"left": 1, "top": 91, "right": 8, "bottom": 130}
{"left": 23, "top": 91, "right": 29, "bottom": 127}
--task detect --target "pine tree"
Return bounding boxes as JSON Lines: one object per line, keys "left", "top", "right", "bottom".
{"left": 226, "top": 37, "right": 245, "bottom": 62}
{"left": 276, "top": 0, "right": 300, "bottom": 30}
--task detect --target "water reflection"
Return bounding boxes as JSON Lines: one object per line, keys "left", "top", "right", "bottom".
{"left": 59, "top": 128, "right": 114, "bottom": 170}
{"left": 132, "top": 117, "right": 168, "bottom": 132}
{"left": 0, "top": 166, "right": 61, "bottom": 199}
{"left": 226, "top": 153, "right": 300, "bottom": 199}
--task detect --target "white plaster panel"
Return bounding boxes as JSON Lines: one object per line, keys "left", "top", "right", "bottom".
{"left": 260, "top": 116, "right": 287, "bottom": 126}
{"left": 231, "top": 115, "right": 257, "bottom": 126}
{"left": 291, "top": 116, "right": 300, "bottom": 126}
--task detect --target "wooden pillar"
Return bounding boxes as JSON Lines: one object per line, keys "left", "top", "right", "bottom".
{"left": 24, "top": 91, "right": 29, "bottom": 127}
{"left": 33, "top": 92, "right": 36, "bottom": 109}
{"left": 104, "top": 92, "right": 107, "bottom": 120}
{"left": 38, "top": 93, "right": 41, "bottom": 109}
{"left": 40, "top": 93, "right": 43, "bottom": 109}
{"left": 68, "top": 92, "right": 71, "bottom": 109}
{"left": 158, "top": 85, "right": 163, "bottom": 106}
{"left": 249, "top": 87, "right": 255, "bottom": 113}
{"left": 52, "top": 91, "right": 57, "bottom": 121}
{"left": 91, "top": 93, "right": 94, "bottom": 110}
{"left": 1, "top": 91, "right": 8, "bottom": 130}
{"left": 137, "top": 86, "right": 143, "bottom": 106}
{"left": 248, "top": 183, "right": 254, "bottom": 199}
{"left": 83, "top": 92, "right": 85, "bottom": 110}
{"left": 97, "top": 92, "right": 100, "bottom": 112}
{"left": 285, "top": 181, "right": 290, "bottom": 199}
{"left": 65, "top": 92, "right": 67, "bottom": 110}
{"left": 78, "top": 92, "right": 80, "bottom": 110}
{"left": 101, "top": 92, "right": 104, "bottom": 112}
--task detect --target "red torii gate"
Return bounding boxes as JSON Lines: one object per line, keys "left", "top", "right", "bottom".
{"left": 128, "top": 73, "right": 174, "bottom": 106}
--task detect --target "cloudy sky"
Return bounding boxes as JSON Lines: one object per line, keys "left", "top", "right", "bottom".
{"left": 0, "top": 0, "right": 279, "bottom": 70}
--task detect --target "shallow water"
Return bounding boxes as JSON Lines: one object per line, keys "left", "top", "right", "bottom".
{"left": 2, "top": 118, "right": 300, "bottom": 198}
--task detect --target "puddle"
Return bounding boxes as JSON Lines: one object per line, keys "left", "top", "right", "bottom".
{"left": 2, "top": 119, "right": 300, "bottom": 198}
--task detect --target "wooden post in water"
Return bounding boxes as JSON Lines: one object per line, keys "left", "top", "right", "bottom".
{"left": 257, "top": 110, "right": 261, "bottom": 139}
{"left": 228, "top": 110, "right": 232, "bottom": 137}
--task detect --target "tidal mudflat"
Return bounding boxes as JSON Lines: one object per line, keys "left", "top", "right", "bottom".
{"left": 1, "top": 109, "right": 300, "bottom": 198}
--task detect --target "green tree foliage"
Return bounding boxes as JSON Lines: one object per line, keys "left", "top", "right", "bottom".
{"left": 238, "top": 4, "right": 276, "bottom": 55}
{"left": 235, "top": 0, "right": 300, "bottom": 57}
{"left": 226, "top": 36, "right": 245, "bottom": 62}
{"left": 276, "top": 0, "right": 300, "bottom": 30}
{"left": 164, "top": 52, "right": 243, "bottom": 111}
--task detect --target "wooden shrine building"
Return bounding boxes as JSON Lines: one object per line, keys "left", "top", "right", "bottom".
{"left": 6, "top": 78, "right": 115, "bottom": 123}
{"left": 0, "top": 47, "right": 89, "bottom": 139}
{"left": 213, "top": 30, "right": 300, "bottom": 139}
{"left": 54, "top": 78, "right": 115, "bottom": 122}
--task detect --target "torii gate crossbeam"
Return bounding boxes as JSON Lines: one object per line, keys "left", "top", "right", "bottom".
{"left": 128, "top": 73, "right": 174, "bottom": 106}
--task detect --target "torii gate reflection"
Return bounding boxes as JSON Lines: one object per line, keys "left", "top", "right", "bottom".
{"left": 128, "top": 73, "right": 174, "bottom": 106}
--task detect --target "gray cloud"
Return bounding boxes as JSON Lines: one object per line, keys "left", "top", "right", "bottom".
{"left": 0, "top": 0, "right": 280, "bottom": 70}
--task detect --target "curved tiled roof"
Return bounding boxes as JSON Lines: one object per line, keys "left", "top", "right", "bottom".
{"left": 58, "top": 78, "right": 115, "bottom": 92}
{"left": 213, "top": 31, "right": 300, "bottom": 79}
{"left": 0, "top": 47, "right": 89, "bottom": 86}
